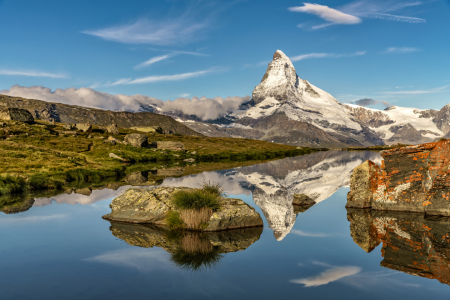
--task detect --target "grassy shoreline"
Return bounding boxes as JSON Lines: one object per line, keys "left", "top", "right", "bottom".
{"left": 0, "top": 119, "right": 323, "bottom": 196}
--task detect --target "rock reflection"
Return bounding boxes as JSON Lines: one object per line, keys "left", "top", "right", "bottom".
{"left": 108, "top": 221, "right": 263, "bottom": 271}
{"left": 347, "top": 208, "right": 450, "bottom": 285}
{"left": 0, "top": 195, "right": 35, "bottom": 214}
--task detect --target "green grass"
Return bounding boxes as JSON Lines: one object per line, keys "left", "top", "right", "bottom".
{"left": 172, "top": 189, "right": 221, "bottom": 211}
{"left": 0, "top": 119, "right": 323, "bottom": 194}
{"left": 166, "top": 211, "right": 185, "bottom": 230}
{"left": 170, "top": 246, "right": 223, "bottom": 272}
{"left": 200, "top": 181, "right": 224, "bottom": 197}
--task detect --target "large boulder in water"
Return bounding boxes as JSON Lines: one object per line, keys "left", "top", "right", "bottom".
{"left": 347, "top": 140, "right": 450, "bottom": 216}
{"left": 124, "top": 133, "right": 148, "bottom": 147}
{"left": 102, "top": 186, "right": 263, "bottom": 231}
{"left": 0, "top": 108, "right": 34, "bottom": 123}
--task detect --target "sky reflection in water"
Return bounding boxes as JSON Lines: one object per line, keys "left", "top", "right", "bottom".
{"left": 1, "top": 150, "right": 450, "bottom": 299}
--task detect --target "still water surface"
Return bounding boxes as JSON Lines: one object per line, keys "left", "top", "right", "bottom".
{"left": 1, "top": 150, "right": 450, "bottom": 299}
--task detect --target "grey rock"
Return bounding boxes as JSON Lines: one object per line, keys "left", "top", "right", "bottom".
{"left": 76, "top": 123, "right": 92, "bottom": 133}
{"left": 107, "top": 124, "right": 120, "bottom": 135}
{"left": 63, "top": 124, "right": 75, "bottom": 130}
{"left": 0, "top": 107, "right": 34, "bottom": 123}
{"left": 109, "top": 153, "right": 127, "bottom": 161}
{"left": 125, "top": 172, "right": 148, "bottom": 185}
{"left": 102, "top": 186, "right": 264, "bottom": 231}
{"left": 124, "top": 133, "right": 148, "bottom": 147}
{"left": 183, "top": 158, "right": 195, "bottom": 163}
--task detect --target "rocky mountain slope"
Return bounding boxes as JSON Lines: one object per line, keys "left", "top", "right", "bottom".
{"left": 0, "top": 95, "right": 201, "bottom": 136}
{"left": 346, "top": 104, "right": 450, "bottom": 145}
{"left": 173, "top": 50, "right": 384, "bottom": 148}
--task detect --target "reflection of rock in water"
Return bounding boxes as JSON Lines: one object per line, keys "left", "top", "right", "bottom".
{"left": 109, "top": 221, "right": 262, "bottom": 271}
{"left": 233, "top": 150, "right": 381, "bottom": 241}
{"left": 347, "top": 208, "right": 450, "bottom": 285}
{"left": 0, "top": 196, "right": 35, "bottom": 214}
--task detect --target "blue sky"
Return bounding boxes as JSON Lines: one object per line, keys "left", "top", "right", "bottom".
{"left": 0, "top": 0, "right": 449, "bottom": 109}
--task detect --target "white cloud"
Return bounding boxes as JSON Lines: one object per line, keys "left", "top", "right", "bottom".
{"left": 84, "top": 248, "right": 173, "bottom": 272}
{"left": 0, "top": 214, "right": 67, "bottom": 223}
{"left": 0, "top": 69, "right": 68, "bottom": 78}
{"left": 33, "top": 186, "right": 130, "bottom": 207}
{"left": 0, "top": 85, "right": 250, "bottom": 121}
{"left": 289, "top": 3, "right": 362, "bottom": 26}
{"left": 291, "top": 51, "right": 366, "bottom": 62}
{"left": 290, "top": 230, "right": 332, "bottom": 237}
{"left": 383, "top": 47, "right": 421, "bottom": 54}
{"left": 340, "top": 0, "right": 427, "bottom": 23}
{"left": 180, "top": 93, "right": 190, "bottom": 98}
{"left": 372, "top": 13, "right": 425, "bottom": 23}
{"left": 380, "top": 84, "right": 450, "bottom": 95}
{"left": 82, "top": 16, "right": 209, "bottom": 45}
{"left": 291, "top": 262, "right": 361, "bottom": 287}
{"left": 126, "top": 69, "right": 213, "bottom": 85}
{"left": 134, "top": 54, "right": 173, "bottom": 69}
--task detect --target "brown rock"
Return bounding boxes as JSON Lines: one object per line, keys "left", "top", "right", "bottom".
{"left": 292, "top": 194, "right": 316, "bottom": 206}
{"left": 124, "top": 133, "right": 148, "bottom": 147}
{"left": 150, "top": 141, "right": 185, "bottom": 151}
{"left": 107, "top": 124, "right": 120, "bottom": 135}
{"left": 0, "top": 108, "right": 34, "bottom": 123}
{"left": 347, "top": 208, "right": 450, "bottom": 286}
{"left": 347, "top": 140, "right": 450, "bottom": 216}
{"left": 74, "top": 187, "right": 92, "bottom": 196}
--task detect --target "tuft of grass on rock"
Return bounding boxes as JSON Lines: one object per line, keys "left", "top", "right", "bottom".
{"left": 200, "top": 181, "right": 224, "bottom": 197}
{"left": 172, "top": 189, "right": 221, "bottom": 211}
{"left": 167, "top": 210, "right": 185, "bottom": 230}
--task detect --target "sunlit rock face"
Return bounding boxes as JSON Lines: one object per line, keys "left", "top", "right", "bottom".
{"left": 347, "top": 140, "right": 450, "bottom": 215}
{"left": 232, "top": 150, "right": 382, "bottom": 240}
{"left": 347, "top": 208, "right": 450, "bottom": 286}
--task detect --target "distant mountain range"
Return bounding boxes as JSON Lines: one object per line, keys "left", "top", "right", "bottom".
{"left": 152, "top": 50, "right": 450, "bottom": 147}
{"left": 1, "top": 50, "right": 449, "bottom": 147}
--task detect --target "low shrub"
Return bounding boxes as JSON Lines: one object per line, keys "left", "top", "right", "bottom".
{"left": 200, "top": 181, "right": 224, "bottom": 197}
{"left": 166, "top": 210, "right": 184, "bottom": 230}
{"left": 172, "top": 189, "right": 220, "bottom": 211}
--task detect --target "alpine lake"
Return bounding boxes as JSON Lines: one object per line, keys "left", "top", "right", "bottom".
{"left": 1, "top": 150, "right": 450, "bottom": 299}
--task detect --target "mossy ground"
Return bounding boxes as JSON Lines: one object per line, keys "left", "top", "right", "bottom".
{"left": 0, "top": 119, "right": 322, "bottom": 194}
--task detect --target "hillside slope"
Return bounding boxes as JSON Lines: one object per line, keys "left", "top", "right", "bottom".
{"left": 0, "top": 95, "right": 201, "bottom": 136}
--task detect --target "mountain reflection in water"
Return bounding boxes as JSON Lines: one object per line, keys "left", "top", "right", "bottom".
{"left": 347, "top": 208, "right": 450, "bottom": 286}
{"left": 4, "top": 150, "right": 450, "bottom": 299}
{"left": 1, "top": 150, "right": 382, "bottom": 241}
{"left": 164, "top": 150, "right": 381, "bottom": 240}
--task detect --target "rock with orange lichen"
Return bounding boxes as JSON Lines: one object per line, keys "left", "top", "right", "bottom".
{"left": 347, "top": 140, "right": 450, "bottom": 216}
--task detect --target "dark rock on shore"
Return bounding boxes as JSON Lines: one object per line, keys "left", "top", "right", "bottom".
{"left": 124, "top": 133, "right": 148, "bottom": 147}
{"left": 0, "top": 107, "right": 34, "bottom": 123}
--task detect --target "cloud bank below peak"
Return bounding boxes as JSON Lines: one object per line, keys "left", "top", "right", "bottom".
{"left": 0, "top": 85, "right": 250, "bottom": 121}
